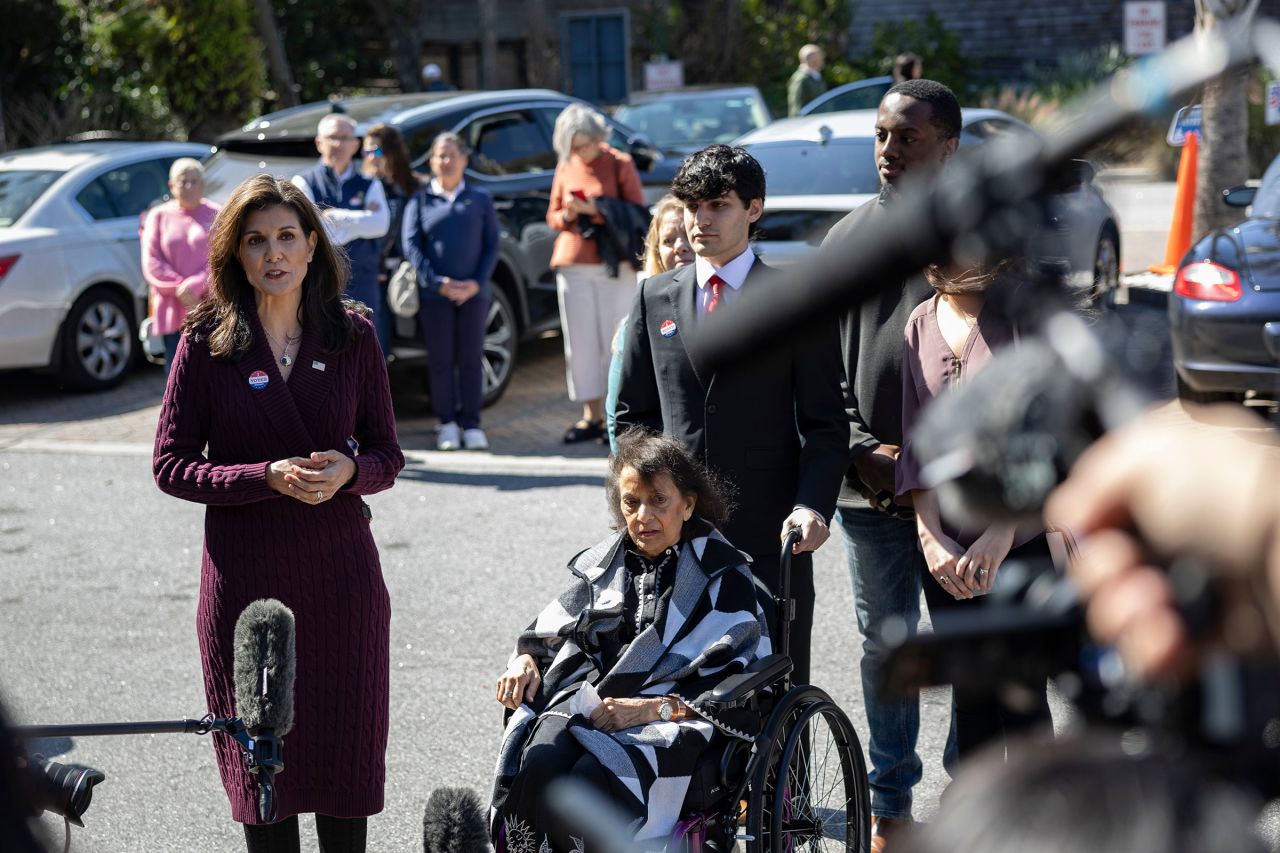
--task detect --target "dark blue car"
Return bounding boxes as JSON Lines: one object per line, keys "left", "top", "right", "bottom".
{"left": 1170, "top": 154, "right": 1280, "bottom": 405}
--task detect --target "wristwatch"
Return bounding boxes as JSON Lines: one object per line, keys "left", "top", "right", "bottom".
{"left": 658, "top": 697, "right": 675, "bottom": 722}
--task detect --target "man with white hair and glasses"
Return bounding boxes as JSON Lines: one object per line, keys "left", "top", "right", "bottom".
{"left": 292, "top": 113, "right": 391, "bottom": 353}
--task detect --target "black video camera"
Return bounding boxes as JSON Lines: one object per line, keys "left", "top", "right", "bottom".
{"left": 20, "top": 754, "right": 106, "bottom": 827}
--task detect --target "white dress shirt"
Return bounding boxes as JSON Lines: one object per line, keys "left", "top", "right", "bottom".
{"left": 291, "top": 163, "right": 389, "bottom": 247}
{"left": 429, "top": 177, "right": 466, "bottom": 203}
{"left": 694, "top": 247, "right": 755, "bottom": 318}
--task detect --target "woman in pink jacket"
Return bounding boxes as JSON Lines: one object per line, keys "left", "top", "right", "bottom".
{"left": 142, "top": 157, "right": 220, "bottom": 376}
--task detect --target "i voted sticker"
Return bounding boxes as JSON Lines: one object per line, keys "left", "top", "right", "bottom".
{"left": 660, "top": 319, "right": 678, "bottom": 338}
{"left": 248, "top": 370, "right": 269, "bottom": 391}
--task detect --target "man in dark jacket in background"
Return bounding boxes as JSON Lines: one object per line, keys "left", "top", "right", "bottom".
{"left": 822, "top": 79, "right": 960, "bottom": 853}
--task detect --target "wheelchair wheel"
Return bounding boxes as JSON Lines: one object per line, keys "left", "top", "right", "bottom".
{"left": 744, "top": 687, "right": 870, "bottom": 852}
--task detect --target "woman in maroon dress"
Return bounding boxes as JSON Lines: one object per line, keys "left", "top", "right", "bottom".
{"left": 153, "top": 175, "right": 404, "bottom": 852}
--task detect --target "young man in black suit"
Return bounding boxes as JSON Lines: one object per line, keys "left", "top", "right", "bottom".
{"left": 614, "top": 144, "right": 848, "bottom": 683}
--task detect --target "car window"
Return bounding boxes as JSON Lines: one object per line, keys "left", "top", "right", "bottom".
{"left": 807, "top": 82, "right": 890, "bottom": 115}
{"left": 1255, "top": 155, "right": 1280, "bottom": 218}
{"left": 76, "top": 159, "right": 171, "bottom": 220}
{"left": 746, "top": 139, "right": 879, "bottom": 196}
{"left": 0, "top": 170, "right": 63, "bottom": 227}
{"left": 461, "top": 110, "right": 555, "bottom": 177}
{"left": 615, "top": 95, "right": 768, "bottom": 151}
{"left": 533, "top": 105, "right": 631, "bottom": 158}
{"left": 403, "top": 121, "right": 450, "bottom": 170}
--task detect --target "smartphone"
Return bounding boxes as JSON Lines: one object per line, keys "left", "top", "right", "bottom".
{"left": 570, "top": 189, "right": 587, "bottom": 201}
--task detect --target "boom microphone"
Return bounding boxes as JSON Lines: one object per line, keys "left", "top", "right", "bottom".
{"left": 232, "top": 599, "right": 296, "bottom": 823}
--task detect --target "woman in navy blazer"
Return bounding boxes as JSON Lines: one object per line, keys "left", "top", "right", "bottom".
{"left": 401, "top": 132, "right": 500, "bottom": 451}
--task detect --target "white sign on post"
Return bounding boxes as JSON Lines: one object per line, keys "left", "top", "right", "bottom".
{"left": 1124, "top": 2, "right": 1166, "bottom": 56}
{"left": 1267, "top": 81, "right": 1280, "bottom": 127}
{"left": 643, "top": 61, "right": 684, "bottom": 92}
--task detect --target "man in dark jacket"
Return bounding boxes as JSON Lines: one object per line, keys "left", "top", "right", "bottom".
{"left": 615, "top": 145, "right": 848, "bottom": 684}
{"left": 822, "top": 79, "right": 960, "bottom": 852}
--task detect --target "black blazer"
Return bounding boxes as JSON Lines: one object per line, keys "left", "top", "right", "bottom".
{"left": 614, "top": 258, "right": 849, "bottom": 556}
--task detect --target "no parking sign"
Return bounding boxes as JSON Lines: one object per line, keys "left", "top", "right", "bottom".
{"left": 1267, "top": 81, "right": 1280, "bottom": 126}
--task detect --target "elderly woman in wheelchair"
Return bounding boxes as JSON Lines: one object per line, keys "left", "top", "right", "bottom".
{"left": 489, "top": 430, "right": 869, "bottom": 853}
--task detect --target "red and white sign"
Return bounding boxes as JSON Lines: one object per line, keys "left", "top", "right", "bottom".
{"left": 644, "top": 61, "right": 684, "bottom": 92}
{"left": 1124, "top": 2, "right": 1166, "bottom": 56}
{"left": 1267, "top": 81, "right": 1280, "bottom": 127}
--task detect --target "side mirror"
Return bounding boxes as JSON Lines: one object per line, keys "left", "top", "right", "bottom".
{"left": 628, "top": 134, "right": 661, "bottom": 172}
{"left": 1222, "top": 185, "right": 1257, "bottom": 207}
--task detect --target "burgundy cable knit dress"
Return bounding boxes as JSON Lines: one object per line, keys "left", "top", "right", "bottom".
{"left": 153, "top": 309, "right": 404, "bottom": 824}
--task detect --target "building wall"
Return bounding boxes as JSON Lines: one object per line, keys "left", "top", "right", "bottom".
{"left": 846, "top": 0, "right": 1280, "bottom": 76}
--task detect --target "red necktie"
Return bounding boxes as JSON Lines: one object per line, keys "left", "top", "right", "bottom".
{"left": 707, "top": 274, "right": 724, "bottom": 315}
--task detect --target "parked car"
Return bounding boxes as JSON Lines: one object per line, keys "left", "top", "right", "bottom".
{"left": 736, "top": 108, "right": 1122, "bottom": 302}
{"left": 204, "top": 89, "right": 672, "bottom": 406}
{"left": 797, "top": 76, "right": 893, "bottom": 116}
{"left": 0, "top": 140, "right": 213, "bottom": 390}
{"left": 1169, "top": 154, "right": 1280, "bottom": 405}
{"left": 614, "top": 85, "right": 771, "bottom": 157}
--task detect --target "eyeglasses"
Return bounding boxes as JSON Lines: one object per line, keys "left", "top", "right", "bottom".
{"left": 363, "top": 147, "right": 384, "bottom": 158}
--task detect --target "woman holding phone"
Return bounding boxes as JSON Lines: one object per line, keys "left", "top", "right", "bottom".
{"left": 546, "top": 104, "right": 647, "bottom": 444}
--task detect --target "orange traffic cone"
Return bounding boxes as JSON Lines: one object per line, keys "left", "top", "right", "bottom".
{"left": 1149, "top": 130, "right": 1198, "bottom": 275}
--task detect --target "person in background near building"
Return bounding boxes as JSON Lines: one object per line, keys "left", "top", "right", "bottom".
{"left": 362, "top": 123, "right": 420, "bottom": 353}
{"left": 893, "top": 52, "right": 923, "bottom": 84}
{"left": 788, "top": 43, "right": 827, "bottom": 116}
{"left": 292, "top": 112, "right": 391, "bottom": 355}
{"left": 821, "top": 79, "right": 962, "bottom": 853}
{"left": 421, "top": 63, "right": 456, "bottom": 92}
{"left": 547, "top": 103, "right": 647, "bottom": 445}
{"left": 615, "top": 144, "right": 848, "bottom": 685}
{"left": 142, "top": 157, "right": 220, "bottom": 378}
{"left": 604, "top": 194, "right": 694, "bottom": 452}
{"left": 401, "top": 132, "right": 500, "bottom": 451}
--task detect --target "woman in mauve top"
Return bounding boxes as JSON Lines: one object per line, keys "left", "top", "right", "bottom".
{"left": 546, "top": 103, "right": 646, "bottom": 444}
{"left": 895, "top": 263, "right": 1052, "bottom": 764}
{"left": 141, "top": 157, "right": 220, "bottom": 374}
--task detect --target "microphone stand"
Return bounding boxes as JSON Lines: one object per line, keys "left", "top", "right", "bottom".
{"left": 15, "top": 715, "right": 282, "bottom": 822}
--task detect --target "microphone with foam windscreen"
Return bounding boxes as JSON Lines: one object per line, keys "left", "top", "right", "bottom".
{"left": 232, "top": 599, "right": 296, "bottom": 823}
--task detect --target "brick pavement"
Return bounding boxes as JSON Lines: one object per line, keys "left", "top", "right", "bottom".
{"left": 0, "top": 334, "right": 608, "bottom": 458}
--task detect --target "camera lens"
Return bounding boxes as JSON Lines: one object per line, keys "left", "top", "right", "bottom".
{"left": 27, "top": 757, "right": 106, "bottom": 827}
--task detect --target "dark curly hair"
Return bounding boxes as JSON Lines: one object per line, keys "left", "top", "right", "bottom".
{"left": 670, "top": 144, "right": 765, "bottom": 207}
{"left": 606, "top": 429, "right": 731, "bottom": 533}
{"left": 884, "top": 78, "right": 962, "bottom": 140}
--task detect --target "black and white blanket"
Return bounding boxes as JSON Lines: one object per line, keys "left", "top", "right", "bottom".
{"left": 490, "top": 527, "right": 772, "bottom": 846}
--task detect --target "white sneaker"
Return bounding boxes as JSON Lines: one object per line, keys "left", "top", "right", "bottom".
{"left": 462, "top": 428, "right": 489, "bottom": 451}
{"left": 436, "top": 422, "right": 461, "bottom": 451}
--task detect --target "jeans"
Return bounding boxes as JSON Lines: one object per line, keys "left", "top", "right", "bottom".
{"left": 163, "top": 332, "right": 182, "bottom": 383}
{"left": 837, "top": 507, "right": 925, "bottom": 820}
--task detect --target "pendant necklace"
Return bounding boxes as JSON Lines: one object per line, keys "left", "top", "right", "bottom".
{"left": 264, "top": 327, "right": 303, "bottom": 367}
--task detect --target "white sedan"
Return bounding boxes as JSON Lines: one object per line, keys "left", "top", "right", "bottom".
{"left": 0, "top": 140, "right": 212, "bottom": 390}
{"left": 740, "top": 109, "right": 1122, "bottom": 302}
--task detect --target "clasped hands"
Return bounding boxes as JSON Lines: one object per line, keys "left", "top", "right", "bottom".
{"left": 921, "top": 525, "right": 1013, "bottom": 599}
{"left": 496, "top": 655, "right": 677, "bottom": 731}
{"left": 438, "top": 276, "right": 480, "bottom": 305}
{"left": 267, "top": 450, "right": 356, "bottom": 505}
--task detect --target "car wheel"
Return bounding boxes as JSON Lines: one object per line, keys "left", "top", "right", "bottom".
{"left": 1092, "top": 230, "right": 1120, "bottom": 306}
{"left": 481, "top": 286, "right": 518, "bottom": 407}
{"left": 1175, "top": 372, "right": 1245, "bottom": 406}
{"left": 59, "top": 286, "right": 136, "bottom": 391}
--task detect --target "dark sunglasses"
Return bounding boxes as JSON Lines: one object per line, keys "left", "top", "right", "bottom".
{"left": 363, "top": 147, "right": 384, "bottom": 158}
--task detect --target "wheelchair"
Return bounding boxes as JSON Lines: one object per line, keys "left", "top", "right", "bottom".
{"left": 666, "top": 530, "right": 871, "bottom": 852}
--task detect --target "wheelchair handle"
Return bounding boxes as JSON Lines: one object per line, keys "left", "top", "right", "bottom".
{"left": 777, "top": 529, "right": 802, "bottom": 663}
